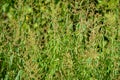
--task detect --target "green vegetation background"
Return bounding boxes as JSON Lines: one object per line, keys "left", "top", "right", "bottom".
{"left": 0, "top": 0, "right": 120, "bottom": 80}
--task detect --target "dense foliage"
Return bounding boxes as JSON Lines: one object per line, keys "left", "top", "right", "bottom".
{"left": 0, "top": 0, "right": 120, "bottom": 80}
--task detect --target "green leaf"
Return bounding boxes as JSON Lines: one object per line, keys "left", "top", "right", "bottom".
{"left": 22, "top": 23, "right": 30, "bottom": 31}
{"left": 4, "top": 73, "right": 9, "bottom": 80}
{"left": 23, "top": 5, "right": 33, "bottom": 14}
{"left": 2, "top": 3, "right": 9, "bottom": 12}
{"left": 15, "top": 70, "right": 23, "bottom": 80}
{"left": 9, "top": 54, "right": 14, "bottom": 69}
